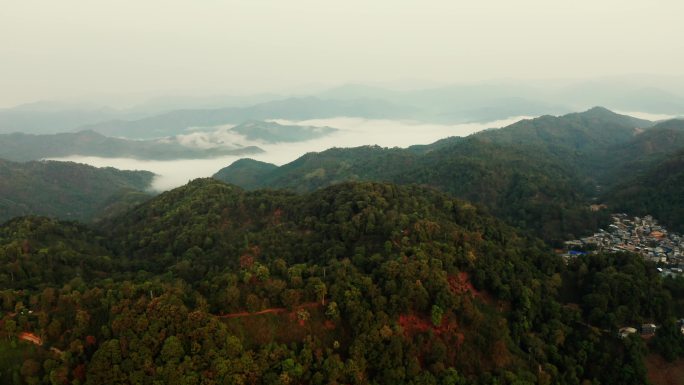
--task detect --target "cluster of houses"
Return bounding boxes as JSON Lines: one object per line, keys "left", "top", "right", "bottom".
{"left": 563, "top": 214, "right": 684, "bottom": 277}
{"left": 618, "top": 320, "right": 684, "bottom": 339}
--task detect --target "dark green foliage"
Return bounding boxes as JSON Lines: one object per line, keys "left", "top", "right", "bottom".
{"left": 0, "top": 217, "right": 113, "bottom": 289}
{"left": 212, "top": 158, "right": 278, "bottom": 189}
{"left": 393, "top": 138, "right": 602, "bottom": 246}
{"left": 603, "top": 119, "right": 684, "bottom": 183}
{"left": 564, "top": 253, "right": 672, "bottom": 329}
{"left": 652, "top": 318, "right": 684, "bottom": 361}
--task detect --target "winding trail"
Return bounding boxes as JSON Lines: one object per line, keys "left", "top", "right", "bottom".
{"left": 216, "top": 302, "right": 320, "bottom": 319}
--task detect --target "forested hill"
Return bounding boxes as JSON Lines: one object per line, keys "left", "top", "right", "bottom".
{"left": 212, "top": 158, "right": 279, "bottom": 188}
{"left": 3, "top": 178, "right": 681, "bottom": 384}
{"left": 0, "top": 159, "right": 154, "bottom": 223}
{"left": 607, "top": 149, "right": 684, "bottom": 233}
{"left": 476, "top": 106, "right": 652, "bottom": 152}
{"left": 600, "top": 119, "right": 684, "bottom": 182}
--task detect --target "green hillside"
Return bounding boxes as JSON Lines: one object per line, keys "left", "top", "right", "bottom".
{"left": 477, "top": 107, "right": 651, "bottom": 149}
{"left": 600, "top": 119, "right": 684, "bottom": 184}
{"left": 0, "top": 159, "right": 154, "bottom": 223}
{"left": 606, "top": 150, "right": 684, "bottom": 233}
{"left": 212, "top": 158, "right": 279, "bottom": 188}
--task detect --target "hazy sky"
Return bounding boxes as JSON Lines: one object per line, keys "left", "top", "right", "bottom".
{"left": 2, "top": 0, "right": 683, "bottom": 107}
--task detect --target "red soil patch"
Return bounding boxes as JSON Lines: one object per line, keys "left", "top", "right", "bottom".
{"left": 273, "top": 209, "right": 283, "bottom": 225}
{"left": 19, "top": 332, "right": 42, "bottom": 346}
{"left": 85, "top": 335, "right": 97, "bottom": 346}
{"left": 646, "top": 353, "right": 684, "bottom": 385}
{"left": 448, "top": 272, "right": 480, "bottom": 297}
{"left": 397, "top": 313, "right": 465, "bottom": 369}
{"left": 398, "top": 314, "right": 432, "bottom": 334}
{"left": 398, "top": 314, "right": 463, "bottom": 343}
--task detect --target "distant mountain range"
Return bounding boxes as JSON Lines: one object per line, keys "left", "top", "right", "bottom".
{"left": 3, "top": 79, "right": 683, "bottom": 138}
{"left": 0, "top": 119, "right": 344, "bottom": 161}
{"left": 79, "top": 97, "right": 416, "bottom": 139}
{"left": 0, "top": 103, "right": 135, "bottom": 135}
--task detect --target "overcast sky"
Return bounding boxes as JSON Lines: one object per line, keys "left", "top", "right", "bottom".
{"left": 1, "top": 0, "right": 683, "bottom": 108}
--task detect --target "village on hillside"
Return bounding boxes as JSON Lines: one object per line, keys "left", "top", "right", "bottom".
{"left": 564, "top": 213, "right": 684, "bottom": 277}
{"left": 564, "top": 213, "right": 684, "bottom": 338}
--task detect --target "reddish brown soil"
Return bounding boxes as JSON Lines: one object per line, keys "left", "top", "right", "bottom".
{"left": 398, "top": 314, "right": 433, "bottom": 334}
{"left": 19, "top": 332, "right": 42, "bottom": 345}
{"left": 646, "top": 354, "right": 684, "bottom": 385}
{"left": 448, "top": 272, "right": 480, "bottom": 297}
{"left": 398, "top": 314, "right": 463, "bottom": 343}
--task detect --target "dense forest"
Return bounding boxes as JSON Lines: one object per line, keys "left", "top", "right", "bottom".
{"left": 1, "top": 179, "right": 683, "bottom": 384}
{"left": 0, "top": 159, "right": 154, "bottom": 223}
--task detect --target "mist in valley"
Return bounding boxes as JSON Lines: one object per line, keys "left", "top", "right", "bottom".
{"left": 49, "top": 115, "right": 531, "bottom": 191}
